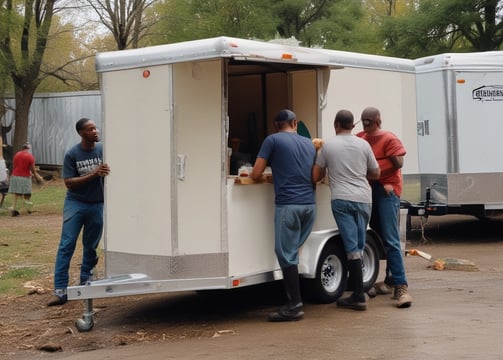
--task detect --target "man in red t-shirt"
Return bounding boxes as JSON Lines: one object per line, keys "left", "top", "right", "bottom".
{"left": 357, "top": 106, "right": 413, "bottom": 308}
{"left": 8, "top": 143, "right": 43, "bottom": 216}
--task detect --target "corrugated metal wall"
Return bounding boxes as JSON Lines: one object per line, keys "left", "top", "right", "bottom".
{"left": 3, "top": 91, "right": 102, "bottom": 166}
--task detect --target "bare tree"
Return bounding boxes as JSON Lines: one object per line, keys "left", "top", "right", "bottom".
{"left": 0, "top": 0, "right": 97, "bottom": 153}
{"left": 0, "top": 0, "right": 59, "bottom": 153}
{"left": 85, "top": 0, "right": 156, "bottom": 50}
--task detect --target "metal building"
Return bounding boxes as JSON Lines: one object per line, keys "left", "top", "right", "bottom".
{"left": 3, "top": 91, "right": 101, "bottom": 166}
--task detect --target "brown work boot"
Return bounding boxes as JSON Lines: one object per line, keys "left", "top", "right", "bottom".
{"left": 373, "top": 281, "right": 394, "bottom": 295}
{"left": 47, "top": 289, "right": 67, "bottom": 306}
{"left": 394, "top": 285, "right": 413, "bottom": 308}
{"left": 336, "top": 293, "right": 367, "bottom": 311}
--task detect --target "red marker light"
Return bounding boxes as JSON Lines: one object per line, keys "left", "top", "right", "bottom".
{"left": 143, "top": 70, "right": 151, "bottom": 78}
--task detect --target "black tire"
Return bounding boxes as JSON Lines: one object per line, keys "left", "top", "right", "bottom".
{"left": 306, "top": 241, "right": 347, "bottom": 304}
{"left": 362, "top": 233, "right": 380, "bottom": 292}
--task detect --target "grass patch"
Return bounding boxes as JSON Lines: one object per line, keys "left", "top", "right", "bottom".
{"left": 0, "top": 267, "right": 44, "bottom": 296}
{"left": 0, "top": 179, "right": 66, "bottom": 296}
{"left": 2, "top": 266, "right": 41, "bottom": 280}
{"left": 0, "top": 179, "right": 65, "bottom": 216}
{"left": 0, "top": 279, "right": 20, "bottom": 294}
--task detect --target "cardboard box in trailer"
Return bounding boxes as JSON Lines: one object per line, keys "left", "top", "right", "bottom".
{"left": 407, "top": 51, "right": 503, "bottom": 221}
{"left": 67, "top": 37, "right": 417, "bottom": 331}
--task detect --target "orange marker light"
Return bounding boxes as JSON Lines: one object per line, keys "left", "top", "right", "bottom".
{"left": 143, "top": 69, "right": 151, "bottom": 78}
{"left": 282, "top": 53, "right": 293, "bottom": 60}
{"left": 457, "top": 79, "right": 465, "bottom": 84}
{"left": 232, "top": 279, "right": 240, "bottom": 287}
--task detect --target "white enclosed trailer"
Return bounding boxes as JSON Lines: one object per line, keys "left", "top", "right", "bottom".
{"left": 408, "top": 52, "right": 503, "bottom": 220}
{"left": 67, "top": 37, "right": 417, "bottom": 331}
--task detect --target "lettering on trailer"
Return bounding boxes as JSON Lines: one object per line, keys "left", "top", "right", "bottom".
{"left": 472, "top": 85, "right": 503, "bottom": 102}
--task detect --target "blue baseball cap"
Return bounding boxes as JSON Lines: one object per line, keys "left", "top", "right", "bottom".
{"left": 275, "top": 109, "right": 296, "bottom": 122}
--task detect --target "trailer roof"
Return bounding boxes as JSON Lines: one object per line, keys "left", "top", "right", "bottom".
{"left": 415, "top": 51, "right": 503, "bottom": 72}
{"left": 95, "top": 36, "right": 415, "bottom": 73}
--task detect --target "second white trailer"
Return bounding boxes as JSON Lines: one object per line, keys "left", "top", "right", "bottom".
{"left": 409, "top": 51, "right": 503, "bottom": 220}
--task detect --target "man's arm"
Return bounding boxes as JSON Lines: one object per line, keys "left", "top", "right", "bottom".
{"left": 389, "top": 155, "right": 404, "bottom": 169}
{"left": 30, "top": 164, "right": 44, "bottom": 184}
{"left": 250, "top": 158, "right": 267, "bottom": 179}
{"left": 366, "top": 167, "right": 381, "bottom": 181}
{"left": 312, "top": 164, "right": 326, "bottom": 183}
{"left": 64, "top": 163, "right": 110, "bottom": 190}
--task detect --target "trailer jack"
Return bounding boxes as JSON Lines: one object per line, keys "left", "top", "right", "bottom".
{"left": 75, "top": 299, "right": 94, "bottom": 332}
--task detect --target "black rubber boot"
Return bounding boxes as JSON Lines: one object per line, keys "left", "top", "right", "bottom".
{"left": 336, "top": 259, "right": 367, "bottom": 311}
{"left": 350, "top": 259, "right": 365, "bottom": 300}
{"left": 268, "top": 265, "right": 304, "bottom": 321}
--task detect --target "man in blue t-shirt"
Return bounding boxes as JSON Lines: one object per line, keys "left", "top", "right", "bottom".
{"left": 251, "top": 109, "right": 316, "bottom": 322}
{"left": 48, "top": 118, "right": 110, "bottom": 306}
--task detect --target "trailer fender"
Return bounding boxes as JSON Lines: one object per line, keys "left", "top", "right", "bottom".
{"left": 298, "top": 229, "right": 339, "bottom": 279}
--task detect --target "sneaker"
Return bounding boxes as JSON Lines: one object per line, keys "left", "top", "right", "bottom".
{"left": 336, "top": 294, "right": 367, "bottom": 311}
{"left": 268, "top": 304, "right": 304, "bottom": 322}
{"left": 394, "top": 285, "right": 413, "bottom": 308}
{"left": 373, "top": 281, "right": 393, "bottom": 295}
{"left": 47, "top": 290, "right": 68, "bottom": 306}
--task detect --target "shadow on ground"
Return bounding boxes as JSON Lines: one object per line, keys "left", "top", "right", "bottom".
{"left": 408, "top": 214, "right": 503, "bottom": 244}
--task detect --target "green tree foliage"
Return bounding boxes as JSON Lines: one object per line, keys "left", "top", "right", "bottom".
{"left": 150, "top": 0, "right": 277, "bottom": 44}
{"left": 266, "top": 0, "right": 365, "bottom": 49}
{"left": 380, "top": 0, "right": 503, "bottom": 58}
{"left": 38, "top": 17, "right": 100, "bottom": 92}
{"left": 303, "top": 0, "right": 364, "bottom": 50}
{"left": 149, "top": 0, "right": 358, "bottom": 48}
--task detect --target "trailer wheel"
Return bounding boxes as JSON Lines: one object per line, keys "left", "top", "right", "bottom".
{"left": 75, "top": 316, "right": 94, "bottom": 332}
{"left": 308, "top": 241, "right": 347, "bottom": 304}
{"left": 362, "top": 234, "right": 380, "bottom": 292}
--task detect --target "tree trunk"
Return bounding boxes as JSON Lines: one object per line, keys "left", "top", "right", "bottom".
{"left": 12, "top": 88, "right": 35, "bottom": 153}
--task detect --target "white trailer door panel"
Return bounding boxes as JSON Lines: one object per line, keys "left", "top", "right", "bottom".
{"left": 102, "top": 65, "right": 173, "bottom": 256}
{"left": 455, "top": 71, "right": 503, "bottom": 173}
{"left": 173, "top": 60, "right": 223, "bottom": 255}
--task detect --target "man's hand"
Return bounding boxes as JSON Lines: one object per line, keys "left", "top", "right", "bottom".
{"left": 383, "top": 184, "right": 394, "bottom": 195}
{"left": 96, "top": 164, "right": 110, "bottom": 177}
{"left": 312, "top": 138, "right": 324, "bottom": 151}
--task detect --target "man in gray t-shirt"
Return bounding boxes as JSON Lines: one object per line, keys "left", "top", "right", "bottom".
{"left": 313, "top": 109, "right": 380, "bottom": 311}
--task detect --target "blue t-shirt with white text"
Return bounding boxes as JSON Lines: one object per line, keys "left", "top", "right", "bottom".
{"left": 62, "top": 143, "right": 104, "bottom": 203}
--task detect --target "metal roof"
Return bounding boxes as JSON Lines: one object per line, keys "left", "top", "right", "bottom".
{"left": 415, "top": 51, "right": 503, "bottom": 72}
{"left": 95, "top": 36, "right": 415, "bottom": 74}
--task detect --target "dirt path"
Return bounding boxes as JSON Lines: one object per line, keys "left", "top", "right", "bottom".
{"left": 1, "top": 214, "right": 503, "bottom": 359}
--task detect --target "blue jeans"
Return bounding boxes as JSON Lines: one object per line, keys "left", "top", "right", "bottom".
{"left": 274, "top": 204, "right": 316, "bottom": 268}
{"left": 371, "top": 182, "right": 407, "bottom": 286}
{"left": 331, "top": 199, "right": 371, "bottom": 259}
{"left": 53, "top": 198, "right": 104, "bottom": 290}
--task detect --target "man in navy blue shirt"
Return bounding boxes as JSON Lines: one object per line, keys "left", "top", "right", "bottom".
{"left": 251, "top": 109, "right": 316, "bottom": 321}
{"left": 48, "top": 118, "right": 110, "bottom": 306}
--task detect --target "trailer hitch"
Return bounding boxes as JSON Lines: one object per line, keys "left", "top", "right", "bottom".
{"left": 405, "top": 184, "right": 448, "bottom": 243}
